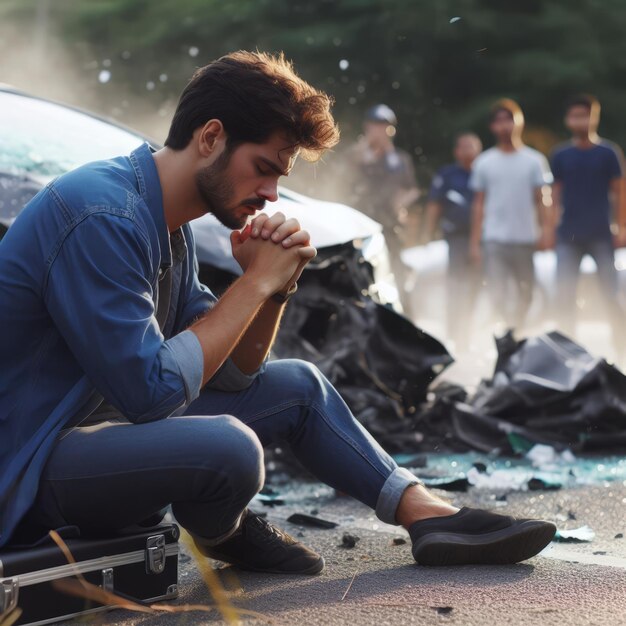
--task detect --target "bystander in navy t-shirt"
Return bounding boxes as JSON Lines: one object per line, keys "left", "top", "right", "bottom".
{"left": 551, "top": 141, "right": 623, "bottom": 243}
{"left": 428, "top": 164, "right": 474, "bottom": 237}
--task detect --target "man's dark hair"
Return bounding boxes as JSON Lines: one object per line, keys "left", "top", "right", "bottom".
{"left": 489, "top": 98, "right": 523, "bottom": 124}
{"left": 165, "top": 50, "right": 340, "bottom": 162}
{"left": 565, "top": 93, "right": 600, "bottom": 113}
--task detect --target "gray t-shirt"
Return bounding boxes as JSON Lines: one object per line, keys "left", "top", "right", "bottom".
{"left": 469, "top": 146, "right": 552, "bottom": 244}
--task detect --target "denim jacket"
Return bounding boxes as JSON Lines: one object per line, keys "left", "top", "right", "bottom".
{"left": 0, "top": 142, "right": 261, "bottom": 547}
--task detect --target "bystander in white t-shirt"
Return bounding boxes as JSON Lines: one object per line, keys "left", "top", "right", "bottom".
{"left": 469, "top": 146, "right": 553, "bottom": 244}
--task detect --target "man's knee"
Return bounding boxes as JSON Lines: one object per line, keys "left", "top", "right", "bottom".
{"left": 274, "top": 359, "right": 327, "bottom": 400}
{"left": 220, "top": 415, "right": 265, "bottom": 495}
{"left": 181, "top": 415, "right": 265, "bottom": 497}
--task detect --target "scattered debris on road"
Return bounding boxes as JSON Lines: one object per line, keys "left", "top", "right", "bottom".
{"left": 341, "top": 532, "right": 360, "bottom": 548}
{"left": 287, "top": 513, "right": 338, "bottom": 529}
{"left": 554, "top": 526, "right": 595, "bottom": 543}
{"left": 433, "top": 606, "right": 454, "bottom": 615}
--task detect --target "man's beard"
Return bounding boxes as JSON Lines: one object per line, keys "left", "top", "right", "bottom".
{"left": 195, "top": 149, "right": 246, "bottom": 230}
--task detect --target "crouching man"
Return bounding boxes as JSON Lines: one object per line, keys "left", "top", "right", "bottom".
{"left": 0, "top": 51, "right": 555, "bottom": 571}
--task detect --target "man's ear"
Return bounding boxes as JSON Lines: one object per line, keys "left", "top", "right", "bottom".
{"left": 198, "top": 119, "right": 226, "bottom": 158}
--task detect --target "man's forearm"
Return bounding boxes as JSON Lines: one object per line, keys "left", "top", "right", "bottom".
{"left": 423, "top": 201, "right": 442, "bottom": 242}
{"left": 536, "top": 186, "right": 554, "bottom": 232}
{"left": 188, "top": 273, "right": 273, "bottom": 386}
{"left": 399, "top": 186, "right": 420, "bottom": 209}
{"left": 537, "top": 201, "right": 553, "bottom": 233}
{"left": 229, "top": 297, "right": 285, "bottom": 374}
{"left": 532, "top": 185, "right": 556, "bottom": 251}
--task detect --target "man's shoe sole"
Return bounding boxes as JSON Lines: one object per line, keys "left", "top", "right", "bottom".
{"left": 207, "top": 553, "right": 325, "bottom": 576}
{"left": 412, "top": 520, "right": 556, "bottom": 566}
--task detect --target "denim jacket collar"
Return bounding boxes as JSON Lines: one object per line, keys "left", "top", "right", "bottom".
{"left": 129, "top": 142, "right": 171, "bottom": 269}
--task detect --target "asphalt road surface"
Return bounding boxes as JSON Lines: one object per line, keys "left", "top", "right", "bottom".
{"left": 55, "top": 476, "right": 626, "bottom": 626}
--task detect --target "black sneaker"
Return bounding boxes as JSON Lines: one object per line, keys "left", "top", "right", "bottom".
{"left": 195, "top": 510, "right": 325, "bottom": 575}
{"left": 410, "top": 507, "right": 556, "bottom": 566}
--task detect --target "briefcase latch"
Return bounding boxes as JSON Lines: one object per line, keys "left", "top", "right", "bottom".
{"left": 146, "top": 534, "right": 166, "bottom": 574}
{"left": 0, "top": 577, "right": 19, "bottom": 615}
{"left": 101, "top": 568, "right": 114, "bottom": 592}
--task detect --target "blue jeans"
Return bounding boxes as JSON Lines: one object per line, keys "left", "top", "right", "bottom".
{"left": 555, "top": 238, "right": 624, "bottom": 348}
{"left": 20, "top": 360, "right": 419, "bottom": 544}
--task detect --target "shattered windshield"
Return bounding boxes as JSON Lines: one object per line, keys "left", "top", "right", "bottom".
{"left": 0, "top": 91, "right": 144, "bottom": 179}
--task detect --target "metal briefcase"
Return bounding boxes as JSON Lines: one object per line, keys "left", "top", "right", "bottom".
{"left": 0, "top": 523, "right": 180, "bottom": 626}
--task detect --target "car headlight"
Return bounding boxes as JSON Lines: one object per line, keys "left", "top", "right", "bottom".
{"left": 357, "top": 232, "right": 400, "bottom": 308}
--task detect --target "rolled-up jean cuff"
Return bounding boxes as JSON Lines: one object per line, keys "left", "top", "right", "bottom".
{"left": 375, "top": 467, "right": 422, "bottom": 525}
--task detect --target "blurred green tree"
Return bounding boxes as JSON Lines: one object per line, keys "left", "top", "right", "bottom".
{"left": 4, "top": 0, "right": 626, "bottom": 184}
